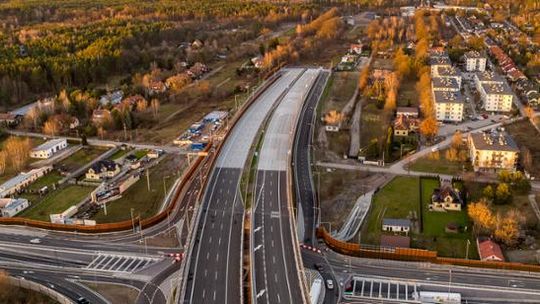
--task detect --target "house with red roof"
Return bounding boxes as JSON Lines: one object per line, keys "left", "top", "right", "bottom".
{"left": 477, "top": 238, "right": 505, "bottom": 262}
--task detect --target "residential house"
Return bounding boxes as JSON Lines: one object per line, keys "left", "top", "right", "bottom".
{"left": 121, "top": 95, "right": 146, "bottom": 108}
{"left": 382, "top": 218, "right": 411, "bottom": 234}
{"left": 464, "top": 51, "right": 487, "bottom": 72}
{"left": 349, "top": 43, "right": 363, "bottom": 55}
{"left": 192, "top": 39, "right": 204, "bottom": 49}
{"left": 393, "top": 114, "right": 419, "bottom": 137}
{"left": 489, "top": 45, "right": 527, "bottom": 82}
{"left": 99, "top": 90, "right": 124, "bottom": 106}
{"left": 396, "top": 107, "right": 419, "bottom": 118}
{"left": 91, "top": 109, "right": 112, "bottom": 125}
{"left": 37, "top": 97, "right": 56, "bottom": 113}
{"left": 187, "top": 62, "right": 209, "bottom": 79}
{"left": 430, "top": 183, "right": 464, "bottom": 212}
{"left": 0, "top": 167, "right": 52, "bottom": 198}
{"left": 433, "top": 91, "right": 465, "bottom": 122}
{"left": 468, "top": 131, "right": 519, "bottom": 172}
{"left": 148, "top": 81, "right": 167, "bottom": 95}
{"left": 85, "top": 160, "right": 121, "bottom": 181}
{"left": 0, "top": 198, "right": 29, "bottom": 217}
{"left": 30, "top": 138, "right": 68, "bottom": 159}
{"left": 0, "top": 113, "right": 22, "bottom": 127}
{"left": 477, "top": 238, "right": 505, "bottom": 262}
{"left": 251, "top": 56, "right": 264, "bottom": 69}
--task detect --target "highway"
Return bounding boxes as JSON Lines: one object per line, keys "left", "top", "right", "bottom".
{"left": 183, "top": 69, "right": 306, "bottom": 304}
{"left": 293, "top": 69, "right": 330, "bottom": 245}
{"left": 252, "top": 68, "right": 321, "bottom": 304}
{"left": 302, "top": 248, "right": 540, "bottom": 303}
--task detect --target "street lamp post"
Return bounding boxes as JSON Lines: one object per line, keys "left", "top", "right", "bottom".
{"left": 130, "top": 208, "right": 135, "bottom": 233}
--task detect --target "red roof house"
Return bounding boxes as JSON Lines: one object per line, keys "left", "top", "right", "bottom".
{"left": 477, "top": 238, "right": 505, "bottom": 262}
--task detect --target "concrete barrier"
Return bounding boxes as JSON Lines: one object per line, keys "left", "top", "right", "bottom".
{"left": 7, "top": 276, "right": 72, "bottom": 304}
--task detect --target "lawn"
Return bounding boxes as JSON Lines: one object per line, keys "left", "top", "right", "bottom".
{"left": 92, "top": 155, "right": 185, "bottom": 223}
{"left": 57, "top": 146, "right": 108, "bottom": 173}
{"left": 320, "top": 72, "right": 359, "bottom": 114}
{"left": 408, "top": 150, "right": 470, "bottom": 175}
{"left": 26, "top": 170, "right": 63, "bottom": 191}
{"left": 359, "top": 102, "right": 388, "bottom": 160}
{"left": 133, "top": 149, "right": 148, "bottom": 159}
{"left": 360, "top": 176, "right": 420, "bottom": 245}
{"left": 416, "top": 178, "right": 478, "bottom": 259}
{"left": 397, "top": 79, "right": 418, "bottom": 107}
{"left": 109, "top": 148, "right": 131, "bottom": 161}
{"left": 19, "top": 185, "right": 94, "bottom": 221}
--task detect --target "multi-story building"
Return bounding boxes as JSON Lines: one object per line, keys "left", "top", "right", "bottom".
{"left": 464, "top": 51, "right": 487, "bottom": 72}
{"left": 434, "top": 66, "right": 462, "bottom": 89}
{"left": 429, "top": 53, "right": 452, "bottom": 76}
{"left": 474, "top": 71, "right": 514, "bottom": 112}
{"left": 468, "top": 131, "right": 519, "bottom": 172}
{"left": 431, "top": 77, "right": 460, "bottom": 92}
{"left": 433, "top": 91, "right": 465, "bottom": 122}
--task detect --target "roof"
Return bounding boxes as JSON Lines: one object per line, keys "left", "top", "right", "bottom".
{"left": 475, "top": 71, "right": 504, "bottom": 83}
{"left": 0, "top": 167, "right": 50, "bottom": 196}
{"left": 2, "top": 198, "right": 28, "bottom": 211}
{"left": 433, "top": 91, "right": 464, "bottom": 104}
{"left": 0, "top": 113, "right": 18, "bottom": 120}
{"left": 481, "top": 82, "right": 513, "bottom": 95}
{"left": 429, "top": 55, "right": 452, "bottom": 66}
{"left": 32, "top": 138, "right": 66, "bottom": 152}
{"left": 432, "top": 77, "right": 460, "bottom": 91}
{"left": 204, "top": 111, "right": 228, "bottom": 121}
{"left": 432, "top": 183, "right": 463, "bottom": 205}
{"left": 469, "top": 131, "right": 519, "bottom": 152}
{"left": 437, "top": 66, "right": 460, "bottom": 77}
{"left": 464, "top": 50, "right": 485, "bottom": 59}
{"left": 478, "top": 239, "right": 505, "bottom": 261}
{"left": 90, "top": 160, "right": 119, "bottom": 172}
{"left": 396, "top": 107, "right": 419, "bottom": 115}
{"left": 382, "top": 218, "right": 411, "bottom": 227}
{"left": 380, "top": 235, "right": 410, "bottom": 248}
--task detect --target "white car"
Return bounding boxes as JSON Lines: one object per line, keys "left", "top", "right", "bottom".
{"left": 326, "top": 279, "right": 334, "bottom": 290}
{"left": 29, "top": 238, "right": 41, "bottom": 244}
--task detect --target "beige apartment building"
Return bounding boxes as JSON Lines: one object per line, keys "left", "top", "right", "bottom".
{"left": 468, "top": 131, "right": 519, "bottom": 172}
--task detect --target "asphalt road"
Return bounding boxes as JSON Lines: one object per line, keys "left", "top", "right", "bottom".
{"left": 293, "top": 70, "right": 330, "bottom": 245}
{"left": 306, "top": 249, "right": 540, "bottom": 303}
{"left": 183, "top": 69, "right": 306, "bottom": 304}
{"left": 253, "top": 170, "right": 303, "bottom": 304}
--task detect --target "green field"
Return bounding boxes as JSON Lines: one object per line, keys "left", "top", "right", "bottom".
{"left": 408, "top": 150, "right": 469, "bottom": 175}
{"left": 19, "top": 185, "right": 94, "bottom": 221}
{"left": 26, "top": 170, "right": 64, "bottom": 191}
{"left": 57, "top": 146, "right": 108, "bottom": 172}
{"left": 416, "top": 178, "right": 478, "bottom": 259}
{"left": 360, "top": 176, "right": 420, "bottom": 244}
{"left": 92, "top": 155, "right": 185, "bottom": 223}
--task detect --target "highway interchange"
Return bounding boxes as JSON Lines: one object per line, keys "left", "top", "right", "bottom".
{"left": 0, "top": 66, "right": 539, "bottom": 304}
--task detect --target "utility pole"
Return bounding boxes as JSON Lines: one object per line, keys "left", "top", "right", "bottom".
{"left": 466, "top": 239, "right": 471, "bottom": 260}
{"left": 146, "top": 168, "right": 150, "bottom": 192}
{"left": 130, "top": 208, "right": 135, "bottom": 232}
{"left": 103, "top": 201, "right": 107, "bottom": 216}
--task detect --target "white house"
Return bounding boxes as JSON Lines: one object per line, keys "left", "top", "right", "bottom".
{"left": 433, "top": 91, "right": 465, "bottom": 122}
{"left": 0, "top": 198, "right": 29, "bottom": 217}
{"left": 30, "top": 138, "right": 68, "bottom": 159}
{"left": 432, "top": 77, "right": 460, "bottom": 92}
{"left": 99, "top": 90, "right": 124, "bottom": 106}
{"left": 382, "top": 218, "right": 411, "bottom": 234}
{"left": 464, "top": 51, "right": 486, "bottom": 72}
{"left": 0, "top": 167, "right": 52, "bottom": 198}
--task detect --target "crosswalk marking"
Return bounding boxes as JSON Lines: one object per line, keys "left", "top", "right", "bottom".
{"left": 85, "top": 254, "right": 160, "bottom": 273}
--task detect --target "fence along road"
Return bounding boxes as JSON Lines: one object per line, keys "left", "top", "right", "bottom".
{"left": 183, "top": 68, "right": 305, "bottom": 304}
{"left": 252, "top": 68, "right": 321, "bottom": 304}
